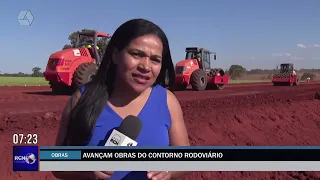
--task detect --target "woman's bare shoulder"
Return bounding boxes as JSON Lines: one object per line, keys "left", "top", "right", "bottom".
{"left": 165, "top": 89, "right": 190, "bottom": 146}
{"left": 166, "top": 89, "right": 180, "bottom": 107}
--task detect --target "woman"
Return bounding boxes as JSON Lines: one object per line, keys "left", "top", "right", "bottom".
{"left": 53, "top": 19, "right": 190, "bottom": 180}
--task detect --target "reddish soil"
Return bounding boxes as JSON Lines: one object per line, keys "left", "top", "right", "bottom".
{"left": 1, "top": 82, "right": 320, "bottom": 180}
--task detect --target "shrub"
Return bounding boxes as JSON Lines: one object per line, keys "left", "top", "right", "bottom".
{"left": 301, "top": 73, "right": 316, "bottom": 80}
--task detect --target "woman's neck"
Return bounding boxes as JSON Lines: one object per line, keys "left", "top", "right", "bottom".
{"left": 109, "top": 80, "right": 142, "bottom": 107}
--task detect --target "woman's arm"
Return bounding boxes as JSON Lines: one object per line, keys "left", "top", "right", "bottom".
{"left": 52, "top": 91, "right": 93, "bottom": 179}
{"left": 53, "top": 91, "right": 113, "bottom": 180}
{"left": 166, "top": 90, "right": 190, "bottom": 179}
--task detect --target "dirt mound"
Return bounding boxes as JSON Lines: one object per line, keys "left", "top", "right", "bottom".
{"left": 181, "top": 89, "right": 320, "bottom": 179}
{"left": 0, "top": 83, "right": 320, "bottom": 180}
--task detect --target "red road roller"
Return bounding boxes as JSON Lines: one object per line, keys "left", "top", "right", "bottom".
{"left": 174, "top": 47, "right": 229, "bottom": 91}
{"left": 44, "top": 30, "right": 110, "bottom": 94}
{"left": 272, "top": 63, "right": 300, "bottom": 86}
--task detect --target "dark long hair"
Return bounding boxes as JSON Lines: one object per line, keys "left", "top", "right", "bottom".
{"left": 63, "top": 19, "right": 176, "bottom": 145}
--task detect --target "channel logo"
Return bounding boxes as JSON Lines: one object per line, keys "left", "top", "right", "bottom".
{"left": 13, "top": 146, "right": 38, "bottom": 171}
{"left": 14, "top": 153, "right": 36, "bottom": 164}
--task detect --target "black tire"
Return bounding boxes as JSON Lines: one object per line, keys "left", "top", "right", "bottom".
{"left": 190, "top": 69, "right": 207, "bottom": 91}
{"left": 72, "top": 62, "right": 98, "bottom": 89}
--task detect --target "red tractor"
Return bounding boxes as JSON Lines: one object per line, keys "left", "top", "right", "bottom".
{"left": 174, "top": 47, "right": 229, "bottom": 91}
{"left": 272, "top": 63, "right": 300, "bottom": 86}
{"left": 43, "top": 30, "right": 110, "bottom": 94}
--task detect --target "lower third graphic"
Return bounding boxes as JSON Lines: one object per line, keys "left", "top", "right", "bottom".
{"left": 13, "top": 146, "right": 38, "bottom": 171}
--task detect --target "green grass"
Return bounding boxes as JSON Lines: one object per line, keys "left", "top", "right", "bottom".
{"left": 0, "top": 77, "right": 270, "bottom": 86}
{"left": 0, "top": 77, "right": 49, "bottom": 86}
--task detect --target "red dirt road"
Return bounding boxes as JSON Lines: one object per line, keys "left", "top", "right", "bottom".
{"left": 1, "top": 82, "right": 320, "bottom": 180}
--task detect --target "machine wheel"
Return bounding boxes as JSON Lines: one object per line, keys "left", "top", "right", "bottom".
{"left": 72, "top": 62, "right": 98, "bottom": 89}
{"left": 213, "top": 69, "right": 225, "bottom": 90}
{"left": 206, "top": 69, "right": 225, "bottom": 90}
{"left": 190, "top": 69, "right": 207, "bottom": 91}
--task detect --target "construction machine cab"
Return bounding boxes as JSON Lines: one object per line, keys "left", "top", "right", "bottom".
{"left": 185, "top": 47, "right": 217, "bottom": 72}
{"left": 279, "top": 63, "right": 294, "bottom": 73}
{"left": 74, "top": 30, "right": 110, "bottom": 65}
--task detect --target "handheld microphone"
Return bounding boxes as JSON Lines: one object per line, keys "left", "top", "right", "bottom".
{"left": 105, "top": 115, "right": 142, "bottom": 146}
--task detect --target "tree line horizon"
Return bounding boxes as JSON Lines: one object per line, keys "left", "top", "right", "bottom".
{"left": 2, "top": 29, "right": 318, "bottom": 81}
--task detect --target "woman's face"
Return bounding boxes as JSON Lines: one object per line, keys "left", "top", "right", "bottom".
{"left": 113, "top": 34, "right": 163, "bottom": 93}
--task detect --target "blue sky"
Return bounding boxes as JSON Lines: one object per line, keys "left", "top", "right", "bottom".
{"left": 0, "top": 0, "right": 319, "bottom": 73}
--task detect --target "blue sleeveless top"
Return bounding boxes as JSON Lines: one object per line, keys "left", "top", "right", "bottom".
{"left": 79, "top": 85, "right": 172, "bottom": 180}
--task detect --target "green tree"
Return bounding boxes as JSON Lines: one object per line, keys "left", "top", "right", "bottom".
{"left": 63, "top": 29, "right": 110, "bottom": 55}
{"left": 228, "top": 64, "right": 246, "bottom": 80}
{"left": 63, "top": 44, "right": 73, "bottom": 50}
{"left": 32, "top": 67, "right": 43, "bottom": 77}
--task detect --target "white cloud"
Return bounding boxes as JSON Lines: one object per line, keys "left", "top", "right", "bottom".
{"left": 272, "top": 53, "right": 291, "bottom": 57}
{"left": 297, "top": 43, "right": 320, "bottom": 48}
{"left": 251, "top": 56, "right": 256, "bottom": 60}
{"left": 312, "top": 57, "right": 320, "bottom": 60}
{"left": 290, "top": 56, "right": 305, "bottom": 60}
{"left": 313, "top": 44, "right": 320, "bottom": 48}
{"left": 297, "top": 44, "right": 307, "bottom": 48}
{"left": 272, "top": 53, "right": 282, "bottom": 57}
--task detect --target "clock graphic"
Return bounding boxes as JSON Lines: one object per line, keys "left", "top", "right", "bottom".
{"left": 12, "top": 134, "right": 38, "bottom": 145}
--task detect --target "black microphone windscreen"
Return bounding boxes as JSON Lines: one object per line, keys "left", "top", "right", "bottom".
{"left": 118, "top": 115, "right": 142, "bottom": 140}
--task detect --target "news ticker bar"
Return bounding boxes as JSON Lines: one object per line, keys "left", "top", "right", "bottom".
{"left": 40, "top": 148, "right": 320, "bottom": 161}
{"left": 39, "top": 146, "right": 320, "bottom": 171}
{"left": 13, "top": 146, "right": 320, "bottom": 171}
{"left": 40, "top": 161, "right": 320, "bottom": 171}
